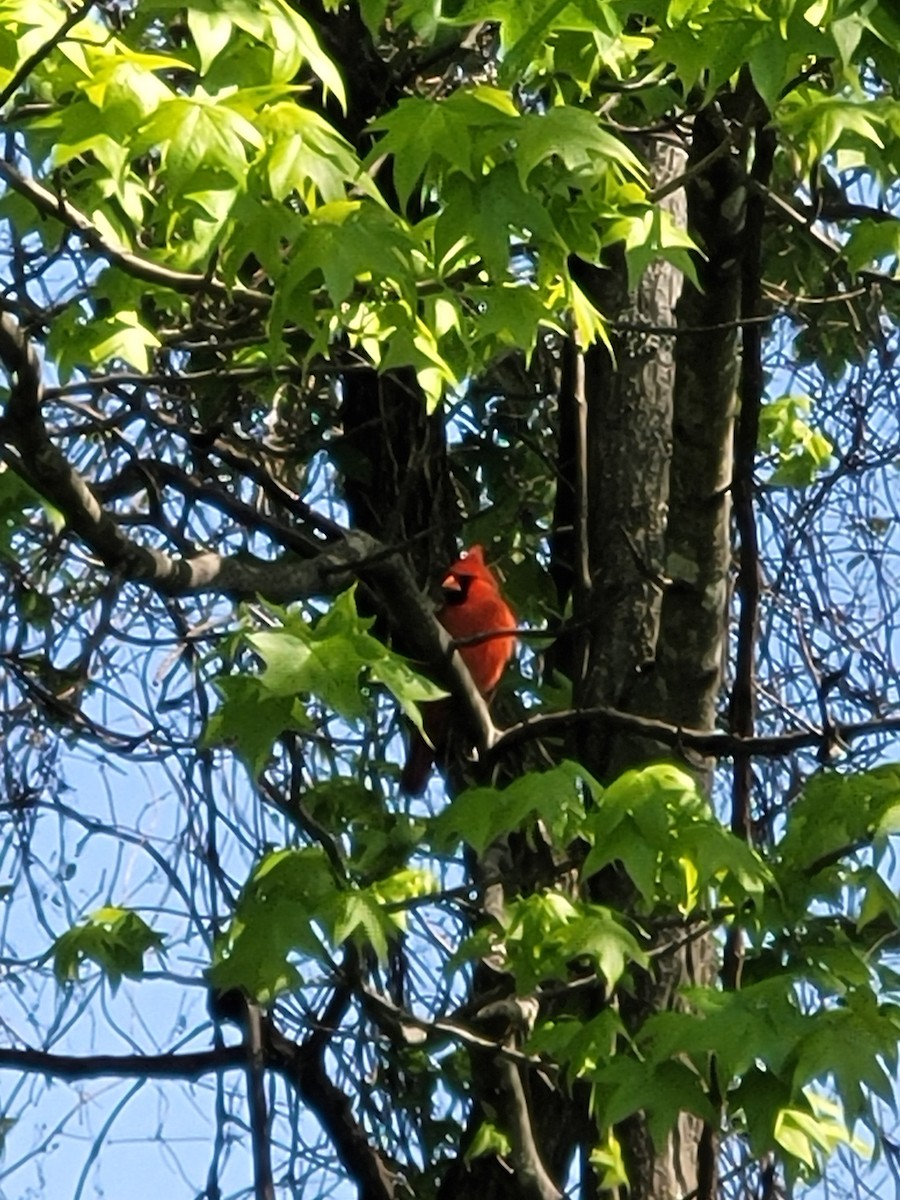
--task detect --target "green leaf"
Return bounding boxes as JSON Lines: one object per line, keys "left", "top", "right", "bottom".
{"left": 778, "top": 766, "right": 900, "bottom": 875}
{"left": 210, "top": 849, "right": 434, "bottom": 996}
{"left": 277, "top": 201, "right": 417, "bottom": 311}
{"left": 377, "top": 313, "right": 460, "bottom": 412}
{"left": 638, "top": 978, "right": 806, "bottom": 1087}
{"left": 463, "top": 284, "right": 561, "bottom": 350}
{"left": 53, "top": 907, "right": 164, "bottom": 991}
{"left": 333, "top": 869, "right": 436, "bottom": 961}
{"left": 77, "top": 46, "right": 182, "bottom": 122}
{"left": 202, "top": 674, "right": 312, "bottom": 776}
{"left": 333, "top": 890, "right": 392, "bottom": 961}
{"left": 175, "top": 0, "right": 345, "bottom": 101}
{"left": 0, "top": 464, "right": 60, "bottom": 556}
{"left": 435, "top": 163, "right": 560, "bottom": 277}
{"left": 857, "top": 867, "right": 900, "bottom": 933}
{"left": 843, "top": 218, "right": 900, "bottom": 276}
{"left": 775, "top": 1092, "right": 871, "bottom": 1178}
{"left": 208, "top": 589, "right": 445, "bottom": 768}
{"left": 776, "top": 90, "right": 886, "bottom": 173}
{"left": 303, "top": 776, "right": 387, "bottom": 829}
{"left": 482, "top": 892, "right": 646, "bottom": 992}
{"left": 300, "top": 780, "right": 426, "bottom": 878}
{"left": 590, "top": 1054, "right": 715, "bottom": 1149}
{"left": 580, "top": 761, "right": 771, "bottom": 912}
{"left": 209, "top": 847, "right": 337, "bottom": 1000}
{"left": 513, "top": 105, "right": 644, "bottom": 186}
{"left": 605, "top": 204, "right": 700, "bottom": 290}
{"left": 466, "top": 1121, "right": 511, "bottom": 1161}
{"left": 677, "top": 822, "right": 771, "bottom": 908}
{"left": 358, "top": 0, "right": 389, "bottom": 37}
{"left": 262, "top": 103, "right": 370, "bottom": 206}
{"left": 589, "top": 1128, "right": 628, "bottom": 1192}
{"left": 759, "top": 394, "right": 834, "bottom": 487}
{"left": 250, "top": 628, "right": 369, "bottom": 720}
{"left": 732, "top": 1066, "right": 794, "bottom": 1153}
{"left": 247, "top": 590, "right": 382, "bottom": 719}
{"left": 186, "top": 6, "right": 234, "bottom": 75}
{"left": 369, "top": 867, "right": 436, "bottom": 911}
{"left": 432, "top": 761, "right": 596, "bottom": 853}
{"left": 368, "top": 90, "right": 513, "bottom": 209}
{"left": 135, "top": 92, "right": 263, "bottom": 188}
{"left": 527, "top": 1009, "right": 624, "bottom": 1078}
{"left": 790, "top": 998, "right": 898, "bottom": 1120}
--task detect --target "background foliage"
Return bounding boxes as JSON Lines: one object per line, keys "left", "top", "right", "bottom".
{"left": 3, "top": 1, "right": 900, "bottom": 1198}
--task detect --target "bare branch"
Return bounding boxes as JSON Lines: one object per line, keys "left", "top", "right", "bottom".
{"left": 0, "top": 311, "right": 497, "bottom": 758}
{"left": 491, "top": 703, "right": 900, "bottom": 762}
{"left": 0, "top": 1044, "right": 246, "bottom": 1080}
{"left": 0, "top": 311, "right": 364, "bottom": 596}
{"left": 361, "top": 986, "right": 547, "bottom": 1067}
{"left": 246, "top": 1004, "right": 275, "bottom": 1200}
{"left": 493, "top": 1056, "right": 563, "bottom": 1200}
{"left": 266, "top": 990, "right": 398, "bottom": 1200}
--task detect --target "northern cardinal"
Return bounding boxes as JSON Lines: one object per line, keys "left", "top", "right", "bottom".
{"left": 401, "top": 545, "right": 516, "bottom": 795}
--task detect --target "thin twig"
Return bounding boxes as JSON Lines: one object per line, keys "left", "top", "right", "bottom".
{"left": 0, "top": 0, "right": 97, "bottom": 111}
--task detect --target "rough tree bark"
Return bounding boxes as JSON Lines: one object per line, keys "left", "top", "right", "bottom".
{"left": 568, "top": 113, "right": 745, "bottom": 1200}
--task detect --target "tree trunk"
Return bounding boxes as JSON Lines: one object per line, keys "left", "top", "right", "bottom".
{"left": 338, "top": 113, "right": 748, "bottom": 1200}
{"left": 338, "top": 365, "right": 459, "bottom": 588}
{"left": 573, "top": 115, "right": 745, "bottom": 1199}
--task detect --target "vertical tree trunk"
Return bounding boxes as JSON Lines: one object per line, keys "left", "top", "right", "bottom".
{"left": 339, "top": 366, "right": 458, "bottom": 586}
{"left": 341, "top": 115, "right": 749, "bottom": 1200}
{"left": 576, "top": 138, "right": 687, "bottom": 780}
{"left": 573, "top": 115, "right": 746, "bottom": 1199}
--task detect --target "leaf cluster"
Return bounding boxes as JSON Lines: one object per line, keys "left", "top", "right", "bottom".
{"left": 203, "top": 588, "right": 445, "bottom": 776}
{"left": 53, "top": 905, "right": 164, "bottom": 990}
{"left": 208, "top": 846, "right": 435, "bottom": 1000}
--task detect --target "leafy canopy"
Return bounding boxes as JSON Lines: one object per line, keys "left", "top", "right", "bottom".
{"left": 5, "top": 0, "right": 900, "bottom": 1191}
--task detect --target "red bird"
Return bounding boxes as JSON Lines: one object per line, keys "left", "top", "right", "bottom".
{"left": 401, "top": 545, "right": 516, "bottom": 795}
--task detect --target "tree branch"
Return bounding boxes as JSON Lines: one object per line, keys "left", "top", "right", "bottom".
{"left": 361, "top": 986, "right": 547, "bottom": 1067}
{"left": 245, "top": 1004, "right": 275, "bottom": 1200}
{"left": 491, "top": 703, "right": 900, "bottom": 762}
{"left": 94, "top": 459, "right": 326, "bottom": 558}
{"left": 266, "top": 988, "right": 398, "bottom": 1200}
{"left": 0, "top": 313, "right": 365, "bottom": 593}
{"left": 0, "top": 312, "right": 497, "bottom": 759}
{"left": 494, "top": 1055, "right": 563, "bottom": 1200}
{"left": 0, "top": 1044, "right": 246, "bottom": 1079}
{"left": 728, "top": 120, "right": 775, "bottom": 841}
{"left": 0, "top": 160, "right": 270, "bottom": 306}
{"left": 0, "top": 0, "right": 97, "bottom": 111}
